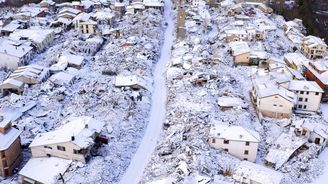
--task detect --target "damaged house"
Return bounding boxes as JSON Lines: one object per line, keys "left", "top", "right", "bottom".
{"left": 265, "top": 132, "right": 307, "bottom": 170}
{"left": 9, "top": 28, "right": 55, "bottom": 52}
{"left": 233, "top": 161, "right": 283, "bottom": 184}
{"left": 0, "top": 38, "right": 33, "bottom": 70}
{"left": 291, "top": 119, "right": 328, "bottom": 152}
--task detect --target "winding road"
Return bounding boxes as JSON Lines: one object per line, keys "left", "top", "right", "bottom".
{"left": 119, "top": 0, "right": 174, "bottom": 183}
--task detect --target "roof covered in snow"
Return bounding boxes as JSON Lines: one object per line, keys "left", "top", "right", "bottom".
{"left": 304, "top": 61, "right": 328, "bottom": 85}
{"left": 284, "top": 52, "right": 309, "bottom": 67}
{"left": 229, "top": 41, "right": 250, "bottom": 56}
{"left": 0, "top": 38, "right": 33, "bottom": 58}
{"left": 19, "top": 157, "right": 72, "bottom": 184}
{"left": 115, "top": 75, "right": 148, "bottom": 90}
{"left": 143, "top": 0, "right": 164, "bottom": 7}
{"left": 265, "top": 132, "right": 307, "bottom": 169}
{"left": 217, "top": 96, "right": 247, "bottom": 109}
{"left": 233, "top": 161, "right": 283, "bottom": 184}
{"left": 0, "top": 127, "right": 21, "bottom": 151}
{"left": 0, "top": 78, "right": 24, "bottom": 89}
{"left": 49, "top": 72, "right": 75, "bottom": 86}
{"left": 29, "top": 116, "right": 105, "bottom": 148}
{"left": 288, "top": 80, "right": 323, "bottom": 93}
{"left": 58, "top": 54, "right": 84, "bottom": 67}
{"left": 302, "top": 35, "right": 327, "bottom": 48}
{"left": 10, "top": 28, "right": 54, "bottom": 44}
{"left": 209, "top": 123, "right": 260, "bottom": 143}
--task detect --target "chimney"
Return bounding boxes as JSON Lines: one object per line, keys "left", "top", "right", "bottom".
{"left": 85, "top": 123, "right": 88, "bottom": 128}
{"left": 0, "top": 117, "right": 12, "bottom": 134}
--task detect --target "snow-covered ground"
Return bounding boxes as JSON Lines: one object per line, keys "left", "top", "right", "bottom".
{"left": 119, "top": 0, "right": 174, "bottom": 183}
{"left": 312, "top": 148, "right": 328, "bottom": 184}
{"left": 0, "top": 4, "right": 166, "bottom": 184}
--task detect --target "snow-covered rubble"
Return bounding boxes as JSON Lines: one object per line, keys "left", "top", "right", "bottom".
{"left": 141, "top": 1, "right": 328, "bottom": 184}
{"left": 0, "top": 5, "right": 165, "bottom": 184}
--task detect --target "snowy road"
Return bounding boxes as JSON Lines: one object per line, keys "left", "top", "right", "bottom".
{"left": 119, "top": 0, "right": 174, "bottom": 183}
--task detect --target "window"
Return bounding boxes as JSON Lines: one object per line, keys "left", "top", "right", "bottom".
{"left": 300, "top": 91, "right": 304, "bottom": 94}
{"left": 57, "top": 146, "right": 66, "bottom": 151}
{"left": 273, "top": 104, "right": 277, "bottom": 106}
{"left": 73, "top": 149, "right": 82, "bottom": 154}
{"left": 299, "top": 97, "right": 303, "bottom": 102}
{"left": 2, "top": 159, "right": 8, "bottom": 167}
{"left": 279, "top": 105, "right": 283, "bottom": 107}
{"left": 223, "top": 140, "right": 229, "bottom": 144}
{"left": 302, "top": 130, "right": 307, "bottom": 136}
{"left": 316, "top": 92, "right": 320, "bottom": 95}
{"left": 212, "top": 138, "right": 216, "bottom": 144}
{"left": 0, "top": 151, "right": 4, "bottom": 158}
{"left": 44, "top": 146, "right": 52, "bottom": 149}
{"left": 305, "top": 98, "right": 308, "bottom": 102}
{"left": 306, "top": 92, "right": 309, "bottom": 95}
{"left": 298, "top": 105, "right": 302, "bottom": 109}
{"left": 304, "top": 105, "right": 307, "bottom": 109}
{"left": 224, "top": 149, "right": 229, "bottom": 152}
{"left": 245, "top": 141, "right": 250, "bottom": 146}
{"left": 243, "top": 158, "right": 248, "bottom": 161}
{"left": 244, "top": 150, "right": 249, "bottom": 155}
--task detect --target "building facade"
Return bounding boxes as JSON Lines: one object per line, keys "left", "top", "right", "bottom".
{"left": 208, "top": 124, "right": 260, "bottom": 162}
{"left": 0, "top": 120, "right": 22, "bottom": 177}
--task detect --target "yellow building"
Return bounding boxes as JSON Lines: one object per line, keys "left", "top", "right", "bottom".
{"left": 301, "top": 35, "right": 327, "bottom": 59}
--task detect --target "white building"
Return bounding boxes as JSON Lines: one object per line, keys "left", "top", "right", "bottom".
{"left": 0, "top": 38, "right": 33, "bottom": 70}
{"left": 288, "top": 80, "right": 323, "bottom": 112}
{"left": 251, "top": 75, "right": 297, "bottom": 119}
{"left": 208, "top": 123, "right": 260, "bottom": 162}
{"left": 29, "top": 117, "right": 105, "bottom": 163}
{"left": 233, "top": 161, "right": 283, "bottom": 184}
